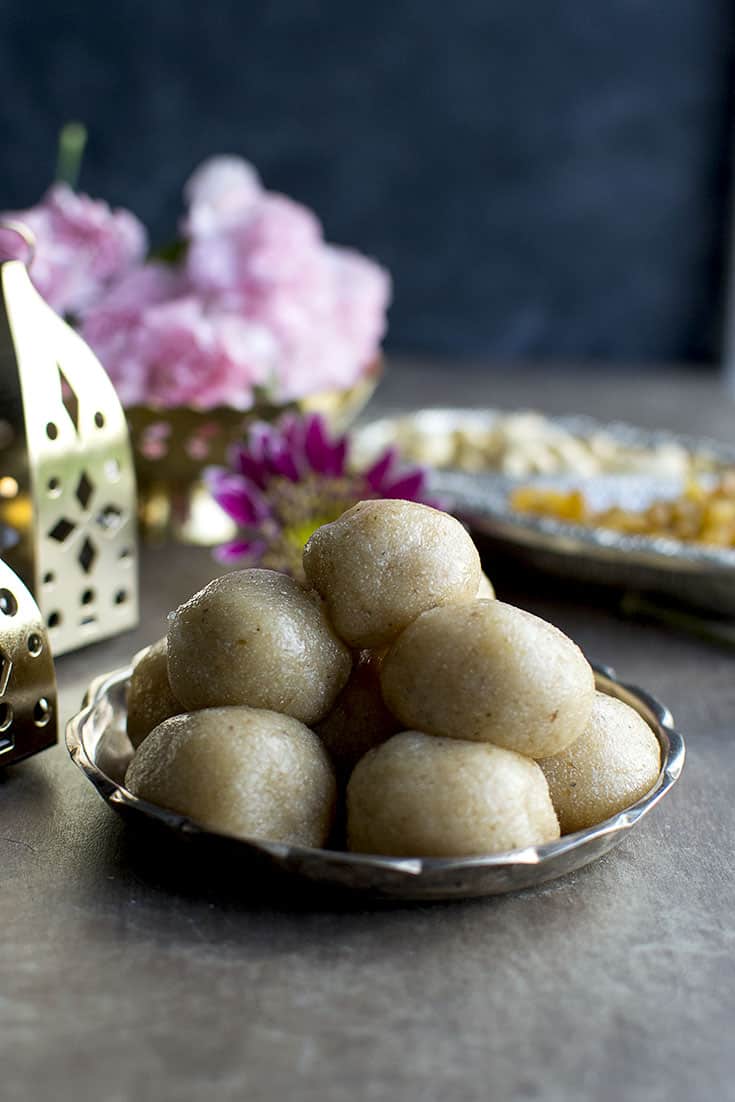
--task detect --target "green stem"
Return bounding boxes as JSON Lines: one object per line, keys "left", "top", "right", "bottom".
{"left": 55, "top": 122, "right": 87, "bottom": 190}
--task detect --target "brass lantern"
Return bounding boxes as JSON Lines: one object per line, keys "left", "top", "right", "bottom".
{"left": 0, "top": 557, "right": 57, "bottom": 764}
{"left": 0, "top": 224, "right": 139, "bottom": 654}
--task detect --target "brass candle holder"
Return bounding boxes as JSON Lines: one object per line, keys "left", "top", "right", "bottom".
{"left": 0, "top": 224, "right": 139, "bottom": 655}
{"left": 0, "top": 557, "right": 57, "bottom": 765}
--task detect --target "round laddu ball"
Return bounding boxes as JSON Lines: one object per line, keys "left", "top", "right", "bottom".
{"left": 381, "top": 600, "right": 595, "bottom": 757}
{"left": 302, "top": 499, "right": 481, "bottom": 649}
{"left": 347, "top": 731, "right": 560, "bottom": 857}
{"left": 125, "top": 707, "right": 336, "bottom": 847}
{"left": 476, "top": 571, "right": 495, "bottom": 599}
{"left": 315, "top": 649, "right": 401, "bottom": 778}
{"left": 127, "top": 637, "right": 182, "bottom": 749}
{"left": 167, "top": 569, "right": 351, "bottom": 724}
{"left": 539, "top": 692, "right": 661, "bottom": 833}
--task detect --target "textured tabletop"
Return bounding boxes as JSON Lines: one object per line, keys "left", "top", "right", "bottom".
{"left": 2, "top": 363, "right": 734, "bottom": 1102}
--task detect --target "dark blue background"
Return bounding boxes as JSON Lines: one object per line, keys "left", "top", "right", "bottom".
{"left": 1, "top": 1, "right": 733, "bottom": 363}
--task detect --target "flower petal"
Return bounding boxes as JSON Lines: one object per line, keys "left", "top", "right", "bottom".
{"left": 280, "top": 414, "right": 308, "bottom": 469}
{"left": 205, "top": 470, "right": 271, "bottom": 525}
{"left": 364, "top": 447, "right": 398, "bottom": 491}
{"left": 228, "top": 443, "right": 268, "bottom": 489}
{"left": 327, "top": 437, "right": 348, "bottom": 476}
{"left": 213, "top": 538, "right": 267, "bottom": 564}
{"left": 377, "top": 469, "right": 428, "bottom": 501}
{"left": 304, "top": 415, "right": 333, "bottom": 475}
{"left": 248, "top": 422, "right": 279, "bottom": 467}
{"left": 267, "top": 444, "right": 300, "bottom": 482}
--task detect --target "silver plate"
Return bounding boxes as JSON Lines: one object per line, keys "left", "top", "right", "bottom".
{"left": 354, "top": 409, "right": 735, "bottom": 616}
{"left": 66, "top": 665, "right": 684, "bottom": 902}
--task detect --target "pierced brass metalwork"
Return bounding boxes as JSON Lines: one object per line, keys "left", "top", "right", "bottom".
{"left": 0, "top": 255, "right": 139, "bottom": 654}
{"left": 0, "top": 558, "right": 57, "bottom": 764}
{"left": 127, "top": 359, "right": 383, "bottom": 545}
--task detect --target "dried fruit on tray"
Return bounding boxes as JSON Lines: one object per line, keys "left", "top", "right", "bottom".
{"left": 511, "top": 472, "right": 735, "bottom": 547}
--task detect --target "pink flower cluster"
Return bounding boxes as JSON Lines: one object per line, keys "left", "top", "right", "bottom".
{"left": 1, "top": 157, "right": 391, "bottom": 410}
{"left": 0, "top": 184, "right": 146, "bottom": 316}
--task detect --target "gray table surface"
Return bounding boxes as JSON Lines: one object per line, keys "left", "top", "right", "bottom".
{"left": 2, "top": 363, "right": 734, "bottom": 1102}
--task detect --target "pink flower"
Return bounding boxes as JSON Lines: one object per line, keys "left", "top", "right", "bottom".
{"left": 81, "top": 262, "right": 182, "bottom": 342}
{"left": 183, "top": 157, "right": 391, "bottom": 401}
{"left": 326, "top": 245, "right": 391, "bottom": 371}
{"left": 159, "top": 302, "right": 277, "bottom": 409}
{"left": 1, "top": 155, "right": 391, "bottom": 412}
{"left": 186, "top": 192, "right": 325, "bottom": 302}
{"left": 87, "top": 287, "right": 277, "bottom": 409}
{"left": 183, "top": 156, "right": 262, "bottom": 236}
{"left": 0, "top": 184, "right": 146, "bottom": 316}
{"left": 206, "top": 412, "right": 433, "bottom": 575}
{"left": 81, "top": 264, "right": 184, "bottom": 405}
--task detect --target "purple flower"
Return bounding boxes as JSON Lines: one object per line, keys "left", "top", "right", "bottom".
{"left": 206, "top": 412, "right": 432, "bottom": 577}
{"left": 0, "top": 184, "right": 146, "bottom": 316}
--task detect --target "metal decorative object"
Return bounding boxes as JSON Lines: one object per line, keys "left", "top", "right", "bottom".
{"left": 0, "top": 229, "right": 138, "bottom": 655}
{"left": 0, "top": 558, "right": 57, "bottom": 765}
{"left": 66, "top": 665, "right": 684, "bottom": 902}
{"left": 355, "top": 408, "right": 735, "bottom": 617}
{"left": 127, "top": 360, "right": 382, "bottom": 545}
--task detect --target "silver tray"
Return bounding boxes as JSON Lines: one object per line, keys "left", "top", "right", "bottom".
{"left": 354, "top": 409, "right": 735, "bottom": 616}
{"left": 66, "top": 665, "right": 684, "bottom": 902}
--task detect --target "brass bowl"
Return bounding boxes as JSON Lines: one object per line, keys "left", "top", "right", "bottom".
{"left": 126, "top": 361, "right": 382, "bottom": 545}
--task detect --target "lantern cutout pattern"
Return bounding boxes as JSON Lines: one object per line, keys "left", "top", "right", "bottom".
{"left": 0, "top": 243, "right": 138, "bottom": 655}
{"left": 0, "top": 557, "right": 57, "bottom": 765}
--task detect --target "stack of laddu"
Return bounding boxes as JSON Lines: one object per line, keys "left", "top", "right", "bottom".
{"left": 125, "top": 500, "right": 661, "bottom": 856}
